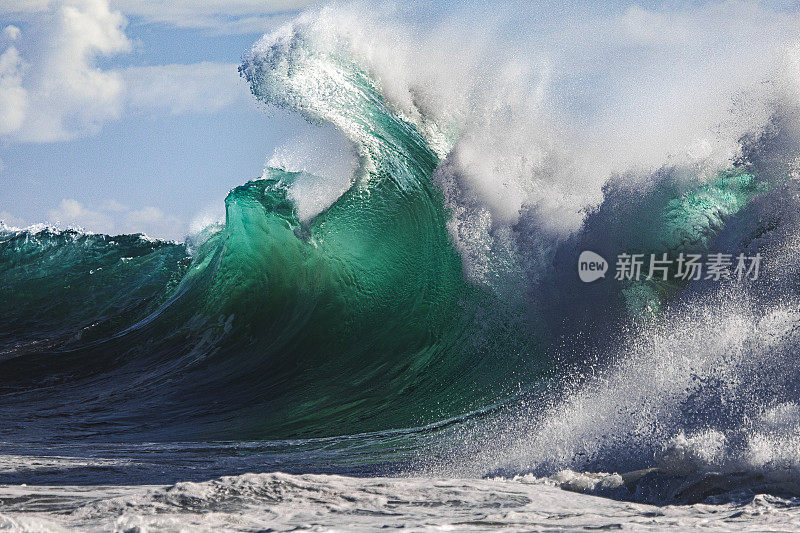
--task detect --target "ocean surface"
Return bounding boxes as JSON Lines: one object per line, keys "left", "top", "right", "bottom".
{"left": 6, "top": 4, "right": 800, "bottom": 531}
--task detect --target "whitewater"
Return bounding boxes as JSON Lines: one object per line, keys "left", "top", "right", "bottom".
{"left": 7, "top": 1, "right": 800, "bottom": 530}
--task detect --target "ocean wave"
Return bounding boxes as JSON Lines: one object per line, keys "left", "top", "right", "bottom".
{"left": 4, "top": 1, "right": 800, "bottom": 507}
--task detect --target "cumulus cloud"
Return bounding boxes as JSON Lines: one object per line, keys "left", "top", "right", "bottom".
{"left": 48, "top": 198, "right": 185, "bottom": 239}
{"left": 123, "top": 205, "right": 184, "bottom": 238}
{"left": 2, "top": 25, "right": 20, "bottom": 40}
{"left": 0, "top": 0, "right": 130, "bottom": 142}
{"left": 49, "top": 198, "right": 116, "bottom": 233}
{"left": 0, "top": 43, "right": 27, "bottom": 135}
{"left": 124, "top": 205, "right": 182, "bottom": 234}
{"left": 0, "top": 0, "right": 254, "bottom": 144}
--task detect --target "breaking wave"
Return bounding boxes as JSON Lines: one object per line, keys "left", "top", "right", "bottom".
{"left": 4, "top": 1, "right": 800, "bottom": 506}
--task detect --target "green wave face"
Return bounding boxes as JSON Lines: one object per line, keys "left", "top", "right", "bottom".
{"left": 0, "top": 230, "right": 189, "bottom": 350}
{"left": 187, "top": 174, "right": 529, "bottom": 438}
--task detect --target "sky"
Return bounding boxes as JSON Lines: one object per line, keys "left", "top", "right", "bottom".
{"left": 2, "top": 0, "right": 800, "bottom": 240}
{"left": 0, "top": 0, "right": 323, "bottom": 239}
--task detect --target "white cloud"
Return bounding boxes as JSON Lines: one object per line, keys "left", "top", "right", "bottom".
{"left": 48, "top": 198, "right": 187, "bottom": 239}
{"left": 123, "top": 206, "right": 182, "bottom": 236}
{"left": 0, "top": 44, "right": 27, "bottom": 135}
{"left": 123, "top": 62, "right": 248, "bottom": 115}
{"left": 122, "top": 205, "right": 182, "bottom": 237}
{"left": 0, "top": 0, "right": 131, "bottom": 142}
{"left": 2, "top": 25, "right": 20, "bottom": 40}
{"left": 47, "top": 197, "right": 186, "bottom": 239}
{"left": 0, "top": 0, "right": 256, "bottom": 143}
{"left": 100, "top": 198, "right": 127, "bottom": 212}
{"left": 49, "top": 198, "right": 115, "bottom": 233}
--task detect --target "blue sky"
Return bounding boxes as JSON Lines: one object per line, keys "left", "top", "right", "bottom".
{"left": 1, "top": 0, "right": 799, "bottom": 240}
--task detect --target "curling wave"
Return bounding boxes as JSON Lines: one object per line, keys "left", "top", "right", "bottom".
{"left": 0, "top": 11, "right": 539, "bottom": 441}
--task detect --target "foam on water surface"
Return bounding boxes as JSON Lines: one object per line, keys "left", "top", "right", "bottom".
{"left": 4, "top": 470, "right": 800, "bottom": 532}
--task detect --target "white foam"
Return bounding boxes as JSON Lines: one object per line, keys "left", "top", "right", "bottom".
{"left": 2, "top": 471, "right": 800, "bottom": 531}
{"left": 265, "top": 123, "right": 358, "bottom": 221}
